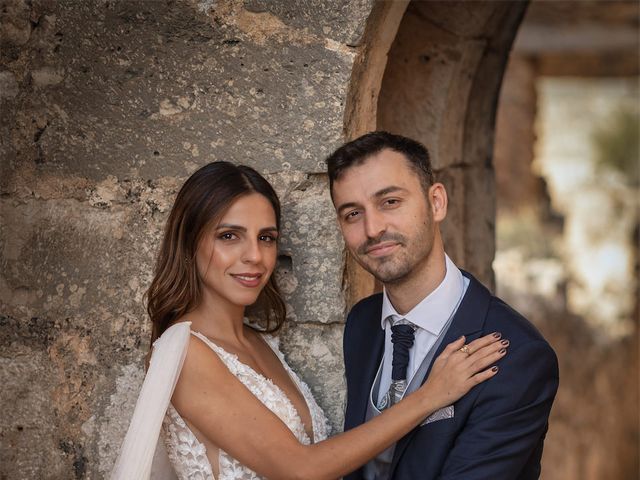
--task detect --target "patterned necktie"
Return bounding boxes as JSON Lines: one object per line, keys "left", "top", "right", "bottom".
{"left": 378, "top": 317, "right": 416, "bottom": 411}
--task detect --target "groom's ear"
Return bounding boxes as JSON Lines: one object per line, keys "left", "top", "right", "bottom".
{"left": 429, "top": 183, "right": 448, "bottom": 222}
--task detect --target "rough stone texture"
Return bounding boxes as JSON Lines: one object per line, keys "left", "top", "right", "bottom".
{"left": 0, "top": 70, "right": 19, "bottom": 98}
{"left": 435, "top": 167, "right": 466, "bottom": 266}
{"left": 278, "top": 322, "right": 345, "bottom": 434}
{"left": 86, "top": 363, "right": 146, "bottom": 477}
{"left": 3, "top": 0, "right": 356, "bottom": 184}
{"left": 267, "top": 172, "right": 345, "bottom": 325}
{"left": 243, "top": 0, "right": 375, "bottom": 47}
{"left": 0, "top": 178, "right": 174, "bottom": 478}
{"left": 493, "top": 55, "right": 542, "bottom": 213}
{"left": 0, "top": 320, "right": 68, "bottom": 478}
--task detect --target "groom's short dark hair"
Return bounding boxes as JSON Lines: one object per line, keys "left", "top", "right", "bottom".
{"left": 325, "top": 131, "right": 435, "bottom": 195}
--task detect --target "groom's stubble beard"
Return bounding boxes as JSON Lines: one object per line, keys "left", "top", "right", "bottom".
{"left": 353, "top": 212, "right": 435, "bottom": 286}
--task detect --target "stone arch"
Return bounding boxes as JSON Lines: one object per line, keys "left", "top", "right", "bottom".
{"left": 343, "top": 1, "right": 528, "bottom": 306}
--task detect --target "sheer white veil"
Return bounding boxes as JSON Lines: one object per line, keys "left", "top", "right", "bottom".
{"left": 111, "top": 322, "right": 191, "bottom": 480}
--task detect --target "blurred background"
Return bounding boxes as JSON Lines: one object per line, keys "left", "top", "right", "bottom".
{"left": 493, "top": 2, "right": 639, "bottom": 478}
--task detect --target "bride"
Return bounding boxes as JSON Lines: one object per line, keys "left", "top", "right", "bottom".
{"left": 111, "top": 161, "right": 507, "bottom": 480}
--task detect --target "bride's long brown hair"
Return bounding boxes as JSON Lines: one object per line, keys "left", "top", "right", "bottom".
{"left": 146, "top": 161, "right": 286, "bottom": 347}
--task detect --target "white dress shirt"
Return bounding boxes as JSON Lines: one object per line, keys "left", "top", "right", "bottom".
{"left": 376, "top": 254, "right": 469, "bottom": 406}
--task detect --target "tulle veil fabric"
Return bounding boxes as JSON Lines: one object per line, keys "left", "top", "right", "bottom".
{"left": 111, "top": 322, "right": 192, "bottom": 480}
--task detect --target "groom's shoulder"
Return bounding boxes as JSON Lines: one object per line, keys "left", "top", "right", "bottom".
{"left": 464, "top": 271, "right": 550, "bottom": 346}
{"left": 347, "top": 293, "right": 383, "bottom": 321}
{"left": 485, "top": 295, "right": 556, "bottom": 369}
{"left": 485, "top": 294, "right": 550, "bottom": 346}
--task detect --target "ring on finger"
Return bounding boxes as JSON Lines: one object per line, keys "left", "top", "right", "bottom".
{"left": 459, "top": 344, "right": 471, "bottom": 355}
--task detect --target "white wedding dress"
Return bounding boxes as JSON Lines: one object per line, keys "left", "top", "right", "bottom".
{"left": 111, "top": 322, "right": 329, "bottom": 480}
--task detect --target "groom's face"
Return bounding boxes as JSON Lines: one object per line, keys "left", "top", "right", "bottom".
{"left": 331, "top": 149, "right": 441, "bottom": 285}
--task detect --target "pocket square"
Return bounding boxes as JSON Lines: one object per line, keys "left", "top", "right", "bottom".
{"left": 421, "top": 405, "right": 454, "bottom": 426}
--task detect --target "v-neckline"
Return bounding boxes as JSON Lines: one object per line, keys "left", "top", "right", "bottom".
{"left": 190, "top": 330, "right": 316, "bottom": 442}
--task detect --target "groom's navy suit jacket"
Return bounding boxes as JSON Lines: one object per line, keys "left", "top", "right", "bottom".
{"left": 343, "top": 271, "right": 559, "bottom": 480}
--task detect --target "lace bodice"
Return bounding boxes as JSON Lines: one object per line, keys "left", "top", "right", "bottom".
{"left": 162, "top": 331, "right": 329, "bottom": 480}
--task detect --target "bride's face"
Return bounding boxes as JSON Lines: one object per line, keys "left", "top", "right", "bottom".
{"left": 195, "top": 193, "right": 279, "bottom": 309}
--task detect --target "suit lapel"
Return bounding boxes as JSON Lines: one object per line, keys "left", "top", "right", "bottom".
{"left": 345, "top": 296, "right": 385, "bottom": 429}
{"left": 427, "top": 271, "right": 491, "bottom": 360}
{"left": 388, "top": 271, "right": 492, "bottom": 476}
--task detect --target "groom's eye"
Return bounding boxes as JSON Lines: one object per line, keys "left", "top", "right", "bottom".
{"left": 345, "top": 210, "right": 360, "bottom": 222}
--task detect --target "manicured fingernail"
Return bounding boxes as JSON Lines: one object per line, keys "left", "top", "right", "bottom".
{"left": 500, "top": 339, "right": 509, "bottom": 346}
{"left": 458, "top": 335, "right": 465, "bottom": 340}
{"left": 499, "top": 348, "right": 506, "bottom": 354}
{"left": 493, "top": 332, "right": 501, "bottom": 338}
{"left": 492, "top": 366, "right": 499, "bottom": 372}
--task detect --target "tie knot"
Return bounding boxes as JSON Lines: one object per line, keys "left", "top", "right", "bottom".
{"left": 389, "top": 319, "right": 415, "bottom": 382}
{"left": 388, "top": 315, "right": 413, "bottom": 327}
{"left": 388, "top": 316, "right": 416, "bottom": 337}
{"left": 390, "top": 322, "right": 415, "bottom": 347}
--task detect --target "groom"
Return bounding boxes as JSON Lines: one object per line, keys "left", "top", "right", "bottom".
{"left": 326, "top": 131, "right": 559, "bottom": 479}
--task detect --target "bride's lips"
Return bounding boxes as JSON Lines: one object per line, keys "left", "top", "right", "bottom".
{"left": 365, "top": 242, "right": 399, "bottom": 257}
{"left": 230, "top": 273, "right": 263, "bottom": 288}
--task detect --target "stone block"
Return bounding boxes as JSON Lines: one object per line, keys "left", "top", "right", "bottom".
{"left": 0, "top": 196, "right": 157, "bottom": 322}
{"left": 463, "top": 164, "right": 496, "bottom": 287}
{"left": 377, "top": 2, "right": 488, "bottom": 170}
{"left": 243, "top": 0, "right": 375, "bottom": 46}
{"left": 0, "top": 70, "right": 19, "bottom": 98}
{"left": 86, "top": 362, "right": 146, "bottom": 477}
{"left": 279, "top": 322, "right": 345, "bottom": 434}
{"left": 436, "top": 166, "right": 466, "bottom": 267}
{"left": 0, "top": 343, "right": 68, "bottom": 479}
{"left": 270, "top": 172, "right": 346, "bottom": 325}
{"left": 5, "top": 0, "right": 354, "bottom": 181}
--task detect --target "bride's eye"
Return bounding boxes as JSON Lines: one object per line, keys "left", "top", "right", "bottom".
{"left": 219, "top": 232, "right": 238, "bottom": 241}
{"left": 259, "top": 234, "right": 278, "bottom": 243}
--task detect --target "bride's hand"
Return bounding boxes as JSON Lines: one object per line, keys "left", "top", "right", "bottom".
{"left": 419, "top": 333, "right": 507, "bottom": 410}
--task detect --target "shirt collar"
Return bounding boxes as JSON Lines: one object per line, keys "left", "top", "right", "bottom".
{"left": 380, "top": 254, "right": 465, "bottom": 335}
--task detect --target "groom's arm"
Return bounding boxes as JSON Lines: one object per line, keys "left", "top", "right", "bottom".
{"left": 438, "top": 339, "right": 559, "bottom": 479}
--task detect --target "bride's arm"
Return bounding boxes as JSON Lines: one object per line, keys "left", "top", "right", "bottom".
{"left": 172, "top": 333, "right": 505, "bottom": 480}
